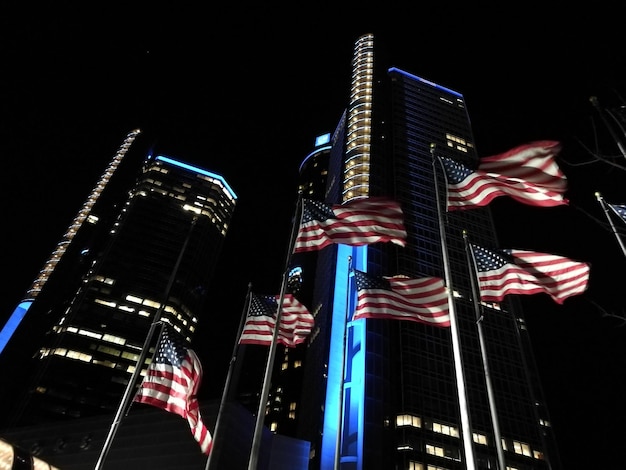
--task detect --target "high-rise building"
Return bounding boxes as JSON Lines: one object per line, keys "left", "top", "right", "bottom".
{"left": 2, "top": 135, "right": 237, "bottom": 428}
{"left": 260, "top": 134, "right": 332, "bottom": 437}
{"left": 296, "top": 34, "right": 561, "bottom": 470}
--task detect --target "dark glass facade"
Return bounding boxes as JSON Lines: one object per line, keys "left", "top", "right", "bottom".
{"left": 297, "top": 34, "right": 560, "bottom": 470}
{"left": 4, "top": 150, "right": 237, "bottom": 427}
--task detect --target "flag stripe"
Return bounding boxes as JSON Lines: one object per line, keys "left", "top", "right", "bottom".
{"left": 479, "top": 140, "right": 566, "bottom": 191}
{"left": 294, "top": 197, "right": 407, "bottom": 253}
{"left": 353, "top": 270, "right": 451, "bottom": 327}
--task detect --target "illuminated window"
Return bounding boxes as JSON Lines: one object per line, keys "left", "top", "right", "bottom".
{"left": 102, "top": 334, "right": 126, "bottom": 345}
{"left": 432, "top": 421, "right": 459, "bottom": 437}
{"left": 426, "top": 444, "right": 445, "bottom": 458}
{"left": 425, "top": 443, "right": 460, "bottom": 461}
{"left": 66, "top": 350, "right": 92, "bottom": 362}
{"left": 95, "top": 298, "right": 116, "bottom": 308}
{"left": 512, "top": 440, "right": 532, "bottom": 457}
{"left": 143, "top": 299, "right": 160, "bottom": 309}
{"left": 396, "top": 413, "right": 421, "bottom": 428}
{"left": 270, "top": 422, "right": 278, "bottom": 432}
{"left": 121, "top": 351, "right": 139, "bottom": 361}
{"left": 533, "top": 450, "right": 545, "bottom": 460}
{"left": 78, "top": 329, "right": 102, "bottom": 339}
{"left": 408, "top": 462, "right": 423, "bottom": 470}
{"left": 473, "top": 432, "right": 488, "bottom": 445}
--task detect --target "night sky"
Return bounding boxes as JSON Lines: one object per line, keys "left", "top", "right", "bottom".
{"left": 2, "top": 5, "right": 625, "bottom": 468}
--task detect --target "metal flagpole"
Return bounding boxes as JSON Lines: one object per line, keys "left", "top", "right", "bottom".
{"left": 334, "top": 256, "right": 353, "bottom": 470}
{"left": 595, "top": 192, "right": 626, "bottom": 258}
{"left": 431, "top": 144, "right": 477, "bottom": 470}
{"left": 463, "top": 231, "right": 506, "bottom": 470}
{"left": 247, "top": 194, "right": 303, "bottom": 470}
{"left": 205, "top": 282, "right": 253, "bottom": 470}
{"left": 94, "top": 215, "right": 198, "bottom": 470}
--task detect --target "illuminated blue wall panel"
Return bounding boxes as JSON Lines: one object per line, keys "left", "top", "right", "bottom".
{"left": 321, "top": 244, "right": 367, "bottom": 469}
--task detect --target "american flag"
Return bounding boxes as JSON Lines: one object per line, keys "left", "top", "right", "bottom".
{"left": 134, "top": 326, "right": 212, "bottom": 455}
{"left": 609, "top": 203, "right": 626, "bottom": 224}
{"left": 352, "top": 270, "right": 450, "bottom": 327}
{"left": 239, "top": 293, "right": 315, "bottom": 347}
{"left": 470, "top": 244, "right": 590, "bottom": 305}
{"left": 293, "top": 197, "right": 407, "bottom": 253}
{"left": 440, "top": 140, "right": 568, "bottom": 210}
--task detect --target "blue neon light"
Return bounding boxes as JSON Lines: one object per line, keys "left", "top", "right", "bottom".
{"left": 388, "top": 67, "right": 463, "bottom": 98}
{"left": 315, "top": 133, "right": 331, "bottom": 147}
{"left": 0, "top": 301, "right": 33, "bottom": 355}
{"left": 155, "top": 155, "right": 237, "bottom": 199}
{"left": 298, "top": 146, "right": 332, "bottom": 174}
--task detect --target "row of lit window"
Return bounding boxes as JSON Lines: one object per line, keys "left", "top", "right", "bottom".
{"left": 445, "top": 133, "right": 474, "bottom": 155}
{"left": 344, "top": 37, "right": 373, "bottom": 203}
{"left": 396, "top": 413, "right": 543, "bottom": 460}
{"left": 91, "top": 276, "right": 197, "bottom": 330}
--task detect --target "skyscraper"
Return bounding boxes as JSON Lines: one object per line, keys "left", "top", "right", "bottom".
{"left": 2, "top": 135, "right": 237, "bottom": 428}
{"left": 297, "top": 34, "right": 560, "bottom": 470}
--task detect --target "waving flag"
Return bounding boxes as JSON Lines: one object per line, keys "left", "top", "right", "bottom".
{"left": 470, "top": 244, "right": 589, "bottom": 305}
{"left": 293, "top": 197, "right": 407, "bottom": 253}
{"left": 608, "top": 203, "right": 626, "bottom": 224}
{"left": 239, "top": 293, "right": 314, "bottom": 347}
{"left": 352, "top": 270, "right": 450, "bottom": 327}
{"left": 440, "top": 140, "right": 567, "bottom": 210}
{"left": 134, "top": 326, "right": 212, "bottom": 455}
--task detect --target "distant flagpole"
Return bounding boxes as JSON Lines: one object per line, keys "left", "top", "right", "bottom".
{"left": 595, "top": 192, "right": 626, "bottom": 258}
{"left": 463, "top": 231, "right": 506, "bottom": 470}
{"left": 94, "top": 215, "right": 198, "bottom": 470}
{"left": 247, "top": 194, "right": 303, "bottom": 470}
{"left": 334, "top": 256, "right": 352, "bottom": 470}
{"left": 431, "top": 144, "right": 477, "bottom": 470}
{"left": 205, "top": 282, "right": 252, "bottom": 470}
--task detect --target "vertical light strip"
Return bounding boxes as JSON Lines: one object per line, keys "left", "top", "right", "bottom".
{"left": 343, "top": 34, "right": 374, "bottom": 202}
{"left": 25, "top": 129, "right": 141, "bottom": 300}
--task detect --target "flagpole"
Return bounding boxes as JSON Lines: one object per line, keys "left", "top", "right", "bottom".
{"left": 205, "top": 282, "right": 252, "bottom": 470}
{"left": 595, "top": 192, "right": 626, "bottom": 258}
{"left": 94, "top": 215, "right": 198, "bottom": 470}
{"left": 247, "top": 194, "right": 303, "bottom": 470}
{"left": 431, "top": 143, "right": 477, "bottom": 470}
{"left": 463, "top": 231, "right": 506, "bottom": 470}
{"left": 334, "top": 255, "right": 352, "bottom": 470}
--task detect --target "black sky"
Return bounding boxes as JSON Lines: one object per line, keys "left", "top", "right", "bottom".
{"left": 1, "top": 5, "right": 625, "bottom": 468}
